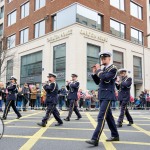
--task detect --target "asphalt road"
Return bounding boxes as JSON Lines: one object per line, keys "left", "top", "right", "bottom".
{"left": 0, "top": 109, "right": 150, "bottom": 150}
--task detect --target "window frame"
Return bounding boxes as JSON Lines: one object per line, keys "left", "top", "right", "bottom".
{"left": 35, "top": 0, "right": 46, "bottom": 11}
{"left": 20, "top": 27, "right": 29, "bottom": 44}
{"left": 130, "top": 1, "right": 143, "bottom": 20}
{"left": 34, "top": 19, "right": 45, "bottom": 38}
{"left": 133, "top": 56, "right": 142, "bottom": 79}
{"left": 21, "top": 1, "right": 29, "bottom": 19}
{"left": 110, "top": 0, "right": 125, "bottom": 11}
{"left": 113, "top": 50, "right": 124, "bottom": 69}
{"left": 7, "top": 9, "right": 17, "bottom": 26}
{"left": 110, "top": 19, "right": 125, "bottom": 39}
{"left": 53, "top": 43, "right": 66, "bottom": 73}
{"left": 131, "top": 27, "right": 143, "bottom": 45}
{"left": 7, "top": 34, "right": 16, "bottom": 49}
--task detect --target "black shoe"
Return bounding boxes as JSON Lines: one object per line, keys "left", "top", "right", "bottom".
{"left": 116, "top": 124, "right": 122, "bottom": 128}
{"left": 55, "top": 122, "right": 63, "bottom": 126}
{"left": 16, "top": 115, "right": 22, "bottom": 119}
{"left": 2, "top": 117, "right": 7, "bottom": 120}
{"left": 106, "top": 137, "right": 119, "bottom": 142}
{"left": 85, "top": 140, "right": 99, "bottom": 146}
{"left": 75, "top": 117, "right": 82, "bottom": 120}
{"left": 37, "top": 122, "right": 46, "bottom": 127}
{"left": 127, "top": 122, "right": 133, "bottom": 126}
{"left": 64, "top": 118, "right": 70, "bottom": 121}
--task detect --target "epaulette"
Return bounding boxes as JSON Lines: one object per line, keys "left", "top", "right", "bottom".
{"left": 106, "top": 64, "right": 117, "bottom": 72}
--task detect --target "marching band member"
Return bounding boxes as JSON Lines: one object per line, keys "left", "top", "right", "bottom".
{"left": 86, "top": 51, "right": 119, "bottom": 146}
{"left": 64, "top": 74, "right": 82, "bottom": 121}
{"left": 2, "top": 76, "right": 22, "bottom": 120}
{"left": 37, "top": 73, "right": 63, "bottom": 127}
{"left": 116, "top": 68, "right": 134, "bottom": 127}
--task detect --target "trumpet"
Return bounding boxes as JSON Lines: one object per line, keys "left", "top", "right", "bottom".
{"left": 91, "top": 63, "right": 105, "bottom": 68}
{"left": 66, "top": 80, "right": 73, "bottom": 83}
{"left": 42, "top": 81, "right": 49, "bottom": 86}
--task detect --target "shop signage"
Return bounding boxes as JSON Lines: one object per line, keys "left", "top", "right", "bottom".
{"left": 47, "top": 30, "right": 72, "bottom": 43}
{"left": 80, "top": 30, "right": 108, "bottom": 42}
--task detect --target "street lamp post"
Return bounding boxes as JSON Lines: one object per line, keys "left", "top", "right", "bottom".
{"left": 143, "top": 34, "right": 150, "bottom": 91}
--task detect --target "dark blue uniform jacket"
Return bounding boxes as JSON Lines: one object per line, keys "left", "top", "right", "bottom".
{"left": 116, "top": 77, "right": 132, "bottom": 102}
{"left": 43, "top": 82, "right": 58, "bottom": 104}
{"left": 66, "top": 81, "right": 79, "bottom": 100}
{"left": 92, "top": 64, "right": 117, "bottom": 101}
{"left": 7, "top": 83, "right": 18, "bottom": 101}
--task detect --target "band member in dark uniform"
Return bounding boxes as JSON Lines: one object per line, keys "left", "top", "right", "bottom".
{"left": 86, "top": 52, "right": 119, "bottom": 146}
{"left": 37, "top": 73, "right": 63, "bottom": 127}
{"left": 64, "top": 74, "right": 82, "bottom": 121}
{"left": 2, "top": 76, "right": 22, "bottom": 120}
{"left": 116, "top": 68, "right": 133, "bottom": 127}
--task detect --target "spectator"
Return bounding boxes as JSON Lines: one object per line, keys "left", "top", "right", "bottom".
{"left": 65, "top": 91, "right": 70, "bottom": 110}
{"left": 17, "top": 87, "right": 23, "bottom": 111}
{"left": 139, "top": 91, "right": 146, "bottom": 110}
{"left": 30, "top": 86, "right": 37, "bottom": 110}
{"left": 22, "top": 83, "right": 30, "bottom": 111}
{"left": 58, "top": 86, "right": 67, "bottom": 110}
{"left": 85, "top": 90, "right": 92, "bottom": 111}
{"left": 35, "top": 84, "right": 41, "bottom": 110}
{"left": 0, "top": 82, "right": 6, "bottom": 112}
{"left": 146, "top": 91, "right": 150, "bottom": 110}
{"left": 78, "top": 89, "right": 85, "bottom": 110}
{"left": 94, "top": 90, "right": 99, "bottom": 110}
{"left": 91, "top": 90, "right": 97, "bottom": 109}
{"left": 41, "top": 88, "right": 46, "bottom": 110}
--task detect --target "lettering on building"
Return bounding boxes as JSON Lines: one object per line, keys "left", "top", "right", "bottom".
{"left": 47, "top": 30, "right": 73, "bottom": 43}
{"left": 80, "top": 30, "right": 108, "bottom": 42}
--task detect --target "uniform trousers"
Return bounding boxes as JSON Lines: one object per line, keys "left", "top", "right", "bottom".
{"left": 3, "top": 100, "right": 21, "bottom": 118}
{"left": 92, "top": 100, "right": 119, "bottom": 140}
{"left": 117, "top": 101, "right": 133, "bottom": 124}
{"left": 42, "top": 102, "right": 63, "bottom": 124}
{"left": 67, "top": 99, "right": 82, "bottom": 119}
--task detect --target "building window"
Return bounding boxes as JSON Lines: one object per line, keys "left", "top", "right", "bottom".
{"left": 34, "top": 20, "right": 45, "bottom": 38}
{"left": 35, "top": 0, "right": 46, "bottom": 11}
{"left": 53, "top": 43, "right": 66, "bottom": 73}
{"left": 110, "top": 0, "right": 125, "bottom": 11}
{"left": 76, "top": 5, "right": 102, "bottom": 30}
{"left": 133, "top": 56, "right": 142, "bottom": 79}
{"left": 0, "top": 23, "right": 3, "bottom": 36}
{"left": 20, "top": 28, "right": 29, "bottom": 44}
{"left": 87, "top": 44, "right": 100, "bottom": 72}
{"left": 87, "top": 43, "right": 100, "bottom": 90}
{"left": 52, "top": 4, "right": 102, "bottom": 31}
{"left": 110, "top": 19, "right": 125, "bottom": 39}
{"left": 6, "top": 59, "right": 13, "bottom": 82}
{"left": 0, "top": 6, "right": 4, "bottom": 19}
{"left": 113, "top": 50, "right": 124, "bottom": 69}
{"left": 7, "top": 34, "right": 16, "bottom": 49}
{"left": 7, "top": 10, "right": 16, "bottom": 26}
{"left": 21, "top": 2, "right": 29, "bottom": 19}
{"left": 20, "top": 51, "right": 42, "bottom": 84}
{"left": 131, "top": 28, "right": 143, "bottom": 45}
{"left": 130, "top": 1, "right": 142, "bottom": 20}
{"left": 52, "top": 15, "right": 56, "bottom": 31}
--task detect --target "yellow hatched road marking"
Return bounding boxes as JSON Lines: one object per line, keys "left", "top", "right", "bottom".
{"left": 4, "top": 111, "right": 43, "bottom": 125}
{"left": 19, "top": 112, "right": 64, "bottom": 150}
{"left": 86, "top": 112, "right": 116, "bottom": 150}
{"left": 6, "top": 125, "right": 142, "bottom": 133}
{"left": 113, "top": 116, "right": 150, "bottom": 136}
{"left": 3, "top": 134, "right": 150, "bottom": 146}
{"left": 5, "top": 120, "right": 91, "bottom": 123}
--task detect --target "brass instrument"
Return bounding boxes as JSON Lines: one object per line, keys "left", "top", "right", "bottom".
{"left": 91, "top": 63, "right": 105, "bottom": 68}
